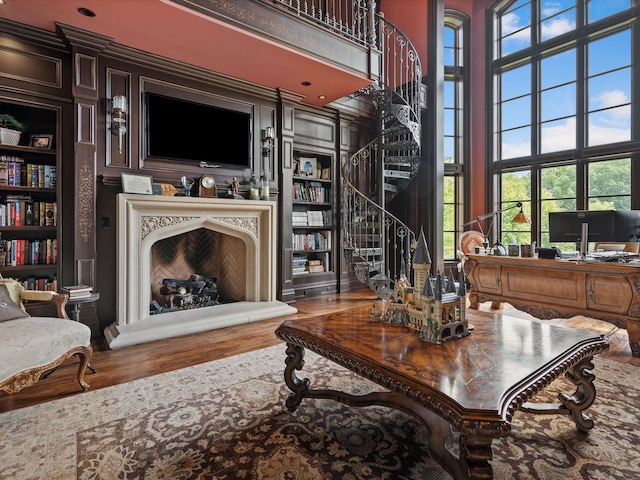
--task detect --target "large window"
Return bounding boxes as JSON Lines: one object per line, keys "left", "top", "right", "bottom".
{"left": 491, "top": 0, "right": 637, "bottom": 248}
{"left": 443, "top": 10, "right": 469, "bottom": 260}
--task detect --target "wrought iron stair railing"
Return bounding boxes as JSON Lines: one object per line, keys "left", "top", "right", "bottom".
{"left": 266, "top": 1, "right": 424, "bottom": 297}
{"left": 342, "top": 13, "right": 424, "bottom": 298}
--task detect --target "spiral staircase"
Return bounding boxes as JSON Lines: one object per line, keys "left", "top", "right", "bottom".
{"left": 342, "top": 14, "right": 424, "bottom": 299}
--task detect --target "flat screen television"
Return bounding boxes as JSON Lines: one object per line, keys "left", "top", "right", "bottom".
{"left": 144, "top": 92, "right": 252, "bottom": 168}
{"left": 549, "top": 210, "right": 640, "bottom": 244}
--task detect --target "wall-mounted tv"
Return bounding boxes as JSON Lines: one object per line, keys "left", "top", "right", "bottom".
{"left": 144, "top": 92, "right": 252, "bottom": 168}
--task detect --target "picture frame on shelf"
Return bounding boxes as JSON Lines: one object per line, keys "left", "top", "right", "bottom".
{"left": 121, "top": 173, "right": 154, "bottom": 195}
{"left": 29, "top": 134, "right": 53, "bottom": 149}
{"left": 321, "top": 167, "right": 331, "bottom": 180}
{"left": 299, "top": 157, "right": 317, "bottom": 178}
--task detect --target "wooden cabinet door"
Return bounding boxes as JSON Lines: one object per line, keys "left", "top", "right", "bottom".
{"left": 469, "top": 263, "right": 502, "bottom": 295}
{"left": 586, "top": 274, "right": 633, "bottom": 315}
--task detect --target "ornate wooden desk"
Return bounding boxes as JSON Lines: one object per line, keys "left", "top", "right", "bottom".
{"left": 464, "top": 254, "right": 640, "bottom": 357}
{"left": 275, "top": 307, "right": 609, "bottom": 480}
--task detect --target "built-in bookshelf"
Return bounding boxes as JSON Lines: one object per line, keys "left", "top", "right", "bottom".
{"left": 0, "top": 101, "right": 59, "bottom": 291}
{"left": 291, "top": 152, "right": 334, "bottom": 280}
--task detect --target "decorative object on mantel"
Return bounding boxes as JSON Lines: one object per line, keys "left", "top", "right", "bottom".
{"left": 121, "top": 173, "right": 154, "bottom": 195}
{"left": 180, "top": 176, "right": 194, "bottom": 196}
{"left": 260, "top": 170, "right": 270, "bottom": 200}
{"left": 0, "top": 114, "right": 26, "bottom": 146}
{"left": 197, "top": 174, "right": 217, "bottom": 198}
{"left": 248, "top": 171, "right": 260, "bottom": 200}
{"left": 153, "top": 183, "right": 178, "bottom": 196}
{"left": 228, "top": 177, "right": 242, "bottom": 199}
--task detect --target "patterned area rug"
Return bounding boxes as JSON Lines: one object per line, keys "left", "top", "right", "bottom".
{"left": 0, "top": 345, "right": 638, "bottom": 479}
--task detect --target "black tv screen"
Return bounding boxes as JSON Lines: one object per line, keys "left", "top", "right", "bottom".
{"left": 145, "top": 92, "right": 251, "bottom": 168}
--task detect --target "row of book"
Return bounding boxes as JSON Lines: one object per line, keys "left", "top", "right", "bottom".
{"left": 0, "top": 156, "right": 57, "bottom": 188}
{"left": 19, "top": 276, "right": 58, "bottom": 292}
{"left": 292, "top": 181, "right": 330, "bottom": 203}
{"left": 292, "top": 230, "right": 332, "bottom": 251}
{"left": 292, "top": 209, "right": 333, "bottom": 227}
{"left": 0, "top": 197, "right": 57, "bottom": 227}
{"left": 0, "top": 238, "right": 58, "bottom": 266}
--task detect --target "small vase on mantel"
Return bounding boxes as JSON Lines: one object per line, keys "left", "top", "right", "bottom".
{"left": 249, "top": 171, "right": 260, "bottom": 200}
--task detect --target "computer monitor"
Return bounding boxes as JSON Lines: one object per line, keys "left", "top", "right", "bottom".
{"left": 548, "top": 210, "right": 616, "bottom": 243}
{"left": 548, "top": 210, "right": 640, "bottom": 244}
{"left": 613, "top": 210, "right": 640, "bottom": 241}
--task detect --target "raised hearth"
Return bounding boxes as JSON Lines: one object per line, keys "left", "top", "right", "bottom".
{"left": 105, "top": 194, "right": 296, "bottom": 349}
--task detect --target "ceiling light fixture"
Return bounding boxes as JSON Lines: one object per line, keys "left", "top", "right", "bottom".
{"left": 77, "top": 7, "right": 96, "bottom": 17}
{"left": 301, "top": 81, "right": 312, "bottom": 86}
{"left": 318, "top": 95, "right": 327, "bottom": 100}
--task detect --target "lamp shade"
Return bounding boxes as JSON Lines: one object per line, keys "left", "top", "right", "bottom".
{"left": 511, "top": 208, "right": 531, "bottom": 224}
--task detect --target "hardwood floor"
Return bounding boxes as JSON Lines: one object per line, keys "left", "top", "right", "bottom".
{"left": 1, "top": 289, "right": 637, "bottom": 414}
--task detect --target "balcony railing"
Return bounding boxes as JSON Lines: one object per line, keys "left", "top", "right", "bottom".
{"left": 270, "top": 0, "right": 375, "bottom": 47}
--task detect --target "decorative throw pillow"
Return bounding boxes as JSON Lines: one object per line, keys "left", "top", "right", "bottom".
{"left": 0, "top": 284, "right": 29, "bottom": 322}
{"left": 0, "top": 278, "right": 26, "bottom": 312}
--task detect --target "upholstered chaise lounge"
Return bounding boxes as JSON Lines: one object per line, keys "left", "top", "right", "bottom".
{"left": 0, "top": 280, "right": 92, "bottom": 394}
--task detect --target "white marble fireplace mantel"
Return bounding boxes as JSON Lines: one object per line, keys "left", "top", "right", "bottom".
{"left": 104, "top": 194, "right": 296, "bottom": 349}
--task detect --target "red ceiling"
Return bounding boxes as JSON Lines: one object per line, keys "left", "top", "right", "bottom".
{"left": 0, "top": 0, "right": 373, "bottom": 107}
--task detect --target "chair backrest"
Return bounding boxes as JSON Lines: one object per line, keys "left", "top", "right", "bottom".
{"left": 593, "top": 241, "right": 639, "bottom": 253}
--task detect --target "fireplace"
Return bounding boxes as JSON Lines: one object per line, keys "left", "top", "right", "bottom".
{"left": 104, "top": 194, "right": 296, "bottom": 349}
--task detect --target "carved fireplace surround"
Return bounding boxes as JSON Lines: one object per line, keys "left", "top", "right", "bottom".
{"left": 104, "top": 194, "right": 296, "bottom": 349}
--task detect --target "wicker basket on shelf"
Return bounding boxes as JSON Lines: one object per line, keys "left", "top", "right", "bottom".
{"left": 0, "top": 128, "right": 21, "bottom": 146}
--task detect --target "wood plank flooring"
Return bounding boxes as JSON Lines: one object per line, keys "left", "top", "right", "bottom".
{"left": 1, "top": 289, "right": 637, "bottom": 414}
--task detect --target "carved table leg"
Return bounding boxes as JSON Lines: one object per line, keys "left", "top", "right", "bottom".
{"left": 559, "top": 355, "right": 597, "bottom": 434}
{"left": 460, "top": 434, "right": 494, "bottom": 480}
{"left": 626, "top": 319, "right": 640, "bottom": 358}
{"left": 283, "top": 343, "right": 310, "bottom": 411}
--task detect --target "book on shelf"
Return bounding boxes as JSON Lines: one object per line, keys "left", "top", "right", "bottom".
{"left": 307, "top": 259, "right": 325, "bottom": 273}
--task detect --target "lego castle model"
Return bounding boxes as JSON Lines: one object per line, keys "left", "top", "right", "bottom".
{"left": 374, "top": 228, "right": 470, "bottom": 344}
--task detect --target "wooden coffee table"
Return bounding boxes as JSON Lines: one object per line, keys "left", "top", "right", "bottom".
{"left": 275, "top": 306, "right": 609, "bottom": 480}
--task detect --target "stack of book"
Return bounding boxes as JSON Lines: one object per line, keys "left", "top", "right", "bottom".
{"left": 61, "top": 284, "right": 93, "bottom": 298}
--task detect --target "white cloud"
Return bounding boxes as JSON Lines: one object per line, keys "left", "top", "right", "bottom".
{"left": 591, "top": 90, "right": 631, "bottom": 124}
{"left": 541, "top": 17, "right": 575, "bottom": 39}
{"left": 503, "top": 115, "right": 629, "bottom": 157}
{"left": 501, "top": 12, "right": 529, "bottom": 41}
{"left": 542, "top": 2, "right": 562, "bottom": 17}
{"left": 589, "top": 120, "right": 630, "bottom": 145}
{"left": 540, "top": 118, "right": 576, "bottom": 153}
{"left": 593, "top": 89, "right": 628, "bottom": 109}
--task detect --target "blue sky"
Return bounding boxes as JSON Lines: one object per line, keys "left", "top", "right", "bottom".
{"left": 498, "top": 0, "right": 631, "bottom": 159}
{"left": 444, "top": 1, "right": 632, "bottom": 162}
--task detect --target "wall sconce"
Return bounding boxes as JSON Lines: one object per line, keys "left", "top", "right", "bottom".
{"left": 110, "top": 95, "right": 127, "bottom": 154}
{"left": 262, "top": 127, "right": 274, "bottom": 157}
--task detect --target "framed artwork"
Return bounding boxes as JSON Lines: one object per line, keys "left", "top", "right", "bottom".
{"left": 299, "top": 157, "right": 317, "bottom": 178}
{"left": 30, "top": 134, "right": 53, "bottom": 149}
{"left": 121, "top": 173, "right": 154, "bottom": 195}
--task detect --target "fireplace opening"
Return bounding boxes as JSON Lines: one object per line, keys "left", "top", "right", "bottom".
{"left": 150, "top": 227, "right": 247, "bottom": 310}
